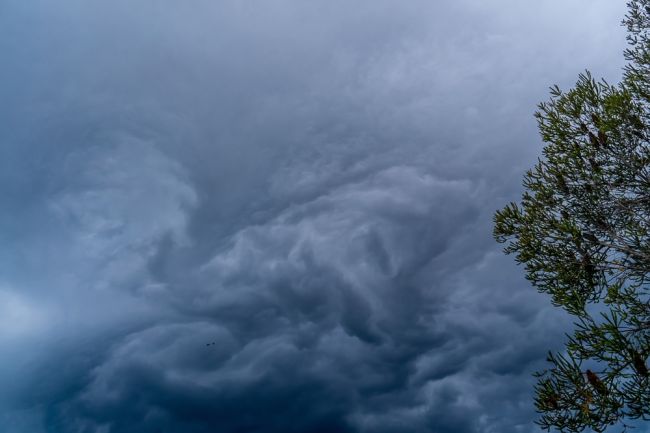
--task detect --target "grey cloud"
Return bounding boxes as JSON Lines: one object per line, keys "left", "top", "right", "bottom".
{"left": 0, "top": 0, "right": 630, "bottom": 432}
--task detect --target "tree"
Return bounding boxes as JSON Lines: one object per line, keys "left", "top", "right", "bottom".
{"left": 493, "top": 2, "right": 650, "bottom": 431}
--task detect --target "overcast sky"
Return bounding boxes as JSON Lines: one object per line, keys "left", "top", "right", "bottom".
{"left": 0, "top": 1, "right": 632, "bottom": 432}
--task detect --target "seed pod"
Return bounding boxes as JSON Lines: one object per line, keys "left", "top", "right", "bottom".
{"left": 545, "top": 393, "right": 560, "bottom": 410}
{"left": 580, "top": 392, "right": 592, "bottom": 416}
{"left": 582, "top": 254, "right": 596, "bottom": 287}
{"left": 586, "top": 370, "right": 608, "bottom": 396}
{"left": 631, "top": 351, "right": 648, "bottom": 377}
{"left": 557, "top": 173, "right": 568, "bottom": 193}
{"left": 591, "top": 113, "right": 601, "bottom": 125}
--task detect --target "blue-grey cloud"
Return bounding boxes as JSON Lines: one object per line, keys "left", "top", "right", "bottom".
{"left": 0, "top": 1, "right": 630, "bottom": 432}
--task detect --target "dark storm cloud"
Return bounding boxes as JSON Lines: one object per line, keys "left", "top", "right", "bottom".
{"left": 0, "top": 1, "right": 629, "bottom": 432}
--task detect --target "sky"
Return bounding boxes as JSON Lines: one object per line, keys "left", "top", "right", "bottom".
{"left": 0, "top": 1, "right": 632, "bottom": 432}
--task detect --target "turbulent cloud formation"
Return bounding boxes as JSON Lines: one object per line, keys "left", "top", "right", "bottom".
{"left": 0, "top": 1, "right": 629, "bottom": 432}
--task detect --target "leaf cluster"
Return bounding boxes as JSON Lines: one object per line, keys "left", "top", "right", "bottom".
{"left": 494, "top": 1, "right": 650, "bottom": 431}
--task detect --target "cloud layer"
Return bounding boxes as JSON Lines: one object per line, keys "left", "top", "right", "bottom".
{"left": 0, "top": 1, "right": 629, "bottom": 432}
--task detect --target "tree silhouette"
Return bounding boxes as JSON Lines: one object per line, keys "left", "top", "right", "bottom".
{"left": 494, "top": 1, "right": 650, "bottom": 431}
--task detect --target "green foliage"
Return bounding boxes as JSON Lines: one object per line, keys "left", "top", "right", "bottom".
{"left": 494, "top": 2, "right": 650, "bottom": 431}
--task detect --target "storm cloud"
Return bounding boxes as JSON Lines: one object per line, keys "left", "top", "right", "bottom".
{"left": 0, "top": 1, "right": 630, "bottom": 432}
